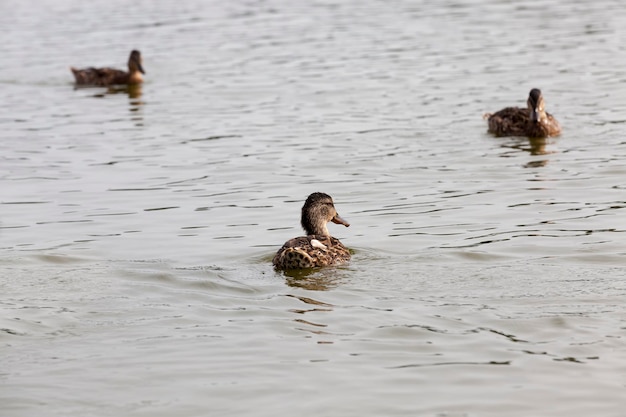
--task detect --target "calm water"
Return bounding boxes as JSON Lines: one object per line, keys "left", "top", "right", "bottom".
{"left": 2, "top": 0, "right": 626, "bottom": 415}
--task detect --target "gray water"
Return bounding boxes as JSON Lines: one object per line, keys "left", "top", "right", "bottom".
{"left": 2, "top": 0, "right": 626, "bottom": 416}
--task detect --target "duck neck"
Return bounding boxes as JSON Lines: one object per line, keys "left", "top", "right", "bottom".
{"left": 306, "top": 221, "right": 329, "bottom": 236}
{"left": 302, "top": 214, "right": 329, "bottom": 236}
{"left": 315, "top": 223, "right": 330, "bottom": 236}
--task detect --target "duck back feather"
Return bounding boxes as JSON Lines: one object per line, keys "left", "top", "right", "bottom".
{"left": 273, "top": 235, "right": 350, "bottom": 269}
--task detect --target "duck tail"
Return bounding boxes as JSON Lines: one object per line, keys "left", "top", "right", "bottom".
{"left": 275, "top": 248, "right": 315, "bottom": 269}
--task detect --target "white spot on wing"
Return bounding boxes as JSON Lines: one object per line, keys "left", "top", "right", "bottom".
{"left": 310, "top": 239, "right": 327, "bottom": 250}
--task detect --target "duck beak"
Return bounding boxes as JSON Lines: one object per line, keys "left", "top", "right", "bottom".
{"left": 137, "top": 62, "right": 146, "bottom": 74}
{"left": 331, "top": 214, "right": 350, "bottom": 227}
{"left": 530, "top": 108, "right": 539, "bottom": 123}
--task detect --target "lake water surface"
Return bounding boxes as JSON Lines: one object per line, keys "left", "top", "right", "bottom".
{"left": 2, "top": 0, "right": 626, "bottom": 416}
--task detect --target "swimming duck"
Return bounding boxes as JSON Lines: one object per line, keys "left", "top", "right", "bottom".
{"left": 70, "top": 50, "right": 145, "bottom": 87}
{"left": 485, "top": 89, "right": 561, "bottom": 138}
{"left": 273, "top": 192, "right": 351, "bottom": 270}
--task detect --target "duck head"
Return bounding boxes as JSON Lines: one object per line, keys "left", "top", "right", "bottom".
{"left": 300, "top": 192, "right": 350, "bottom": 236}
{"left": 128, "top": 50, "right": 145, "bottom": 74}
{"left": 527, "top": 88, "right": 547, "bottom": 125}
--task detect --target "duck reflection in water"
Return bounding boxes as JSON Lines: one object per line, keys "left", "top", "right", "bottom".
{"left": 89, "top": 85, "right": 144, "bottom": 126}
{"left": 484, "top": 88, "right": 561, "bottom": 138}
{"left": 500, "top": 136, "right": 558, "bottom": 168}
{"left": 273, "top": 192, "right": 351, "bottom": 270}
{"left": 284, "top": 268, "right": 347, "bottom": 291}
{"left": 105, "top": 84, "right": 144, "bottom": 110}
{"left": 99, "top": 84, "right": 142, "bottom": 98}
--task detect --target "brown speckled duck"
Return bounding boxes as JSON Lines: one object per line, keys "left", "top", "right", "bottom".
{"left": 273, "top": 192, "right": 351, "bottom": 270}
{"left": 70, "top": 50, "right": 145, "bottom": 87}
{"left": 485, "top": 89, "right": 561, "bottom": 138}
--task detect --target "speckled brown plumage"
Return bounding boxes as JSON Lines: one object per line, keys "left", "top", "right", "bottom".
{"left": 273, "top": 192, "right": 351, "bottom": 270}
{"left": 273, "top": 235, "right": 350, "bottom": 269}
{"left": 71, "top": 50, "right": 145, "bottom": 87}
{"left": 485, "top": 89, "right": 561, "bottom": 138}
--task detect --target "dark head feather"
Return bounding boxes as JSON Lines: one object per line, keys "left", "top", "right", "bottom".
{"left": 528, "top": 88, "right": 542, "bottom": 106}
{"left": 128, "top": 50, "right": 145, "bottom": 74}
{"left": 301, "top": 192, "right": 333, "bottom": 235}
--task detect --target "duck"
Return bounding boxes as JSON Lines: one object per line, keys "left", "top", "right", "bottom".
{"left": 484, "top": 88, "right": 561, "bottom": 138}
{"left": 273, "top": 192, "right": 351, "bottom": 270}
{"left": 70, "top": 50, "right": 145, "bottom": 87}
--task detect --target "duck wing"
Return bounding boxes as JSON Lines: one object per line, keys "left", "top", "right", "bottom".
{"left": 71, "top": 67, "right": 127, "bottom": 87}
{"left": 486, "top": 106, "right": 530, "bottom": 137}
{"left": 273, "top": 235, "right": 350, "bottom": 269}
